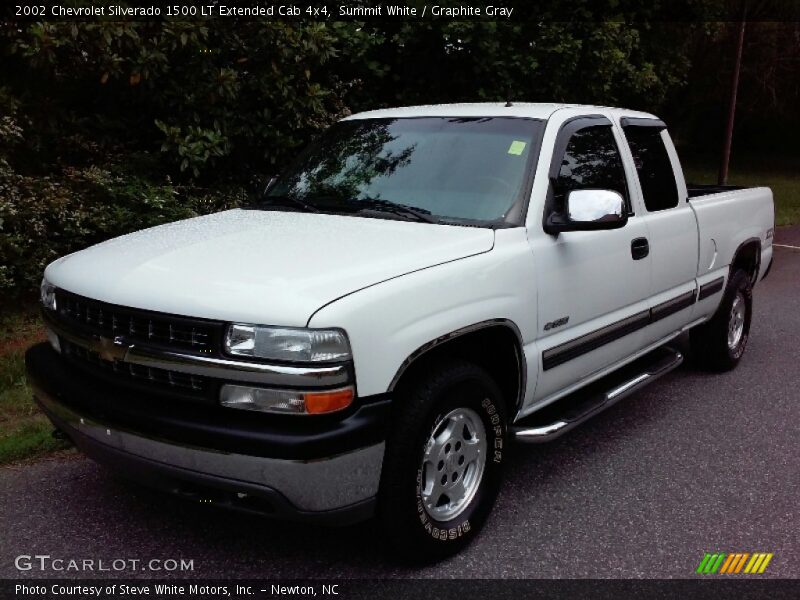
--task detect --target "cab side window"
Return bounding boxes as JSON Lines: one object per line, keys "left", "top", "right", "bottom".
{"left": 623, "top": 126, "right": 680, "bottom": 212}
{"left": 554, "top": 125, "right": 629, "bottom": 213}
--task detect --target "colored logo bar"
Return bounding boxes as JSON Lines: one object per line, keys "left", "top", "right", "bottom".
{"left": 696, "top": 552, "right": 774, "bottom": 574}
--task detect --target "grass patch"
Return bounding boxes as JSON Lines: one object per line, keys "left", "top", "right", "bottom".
{"left": 0, "top": 305, "right": 70, "bottom": 465}
{"left": 682, "top": 155, "right": 800, "bottom": 227}
{"left": 0, "top": 302, "right": 42, "bottom": 343}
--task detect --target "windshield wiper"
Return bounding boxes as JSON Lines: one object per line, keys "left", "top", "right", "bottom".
{"left": 255, "top": 194, "right": 438, "bottom": 223}
{"left": 350, "top": 197, "right": 438, "bottom": 224}
{"left": 256, "top": 195, "right": 320, "bottom": 213}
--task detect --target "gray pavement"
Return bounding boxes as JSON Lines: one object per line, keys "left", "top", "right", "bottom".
{"left": 776, "top": 224, "right": 800, "bottom": 247}
{"left": 1, "top": 246, "right": 798, "bottom": 580}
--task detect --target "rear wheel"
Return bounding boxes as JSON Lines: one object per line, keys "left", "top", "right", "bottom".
{"left": 377, "top": 359, "right": 507, "bottom": 562}
{"left": 691, "top": 269, "right": 753, "bottom": 371}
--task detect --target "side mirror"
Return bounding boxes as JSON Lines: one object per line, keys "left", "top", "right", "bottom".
{"left": 545, "top": 189, "right": 628, "bottom": 233}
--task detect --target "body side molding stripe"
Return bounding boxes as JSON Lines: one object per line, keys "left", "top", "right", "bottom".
{"left": 542, "top": 286, "right": 700, "bottom": 371}
{"left": 651, "top": 290, "right": 697, "bottom": 322}
{"left": 698, "top": 277, "right": 725, "bottom": 301}
{"left": 542, "top": 310, "right": 651, "bottom": 371}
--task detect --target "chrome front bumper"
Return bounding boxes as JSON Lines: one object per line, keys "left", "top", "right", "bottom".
{"left": 34, "top": 384, "right": 385, "bottom": 523}
{"left": 32, "top": 302, "right": 385, "bottom": 524}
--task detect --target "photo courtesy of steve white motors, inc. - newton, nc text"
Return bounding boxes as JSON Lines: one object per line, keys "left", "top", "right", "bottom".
{"left": 1, "top": 0, "right": 799, "bottom": 599}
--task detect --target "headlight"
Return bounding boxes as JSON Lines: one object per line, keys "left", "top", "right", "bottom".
{"left": 220, "top": 384, "right": 355, "bottom": 415}
{"left": 225, "top": 324, "right": 351, "bottom": 363}
{"left": 40, "top": 278, "right": 57, "bottom": 311}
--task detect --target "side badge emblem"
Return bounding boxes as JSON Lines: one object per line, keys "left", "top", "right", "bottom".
{"left": 544, "top": 316, "right": 570, "bottom": 331}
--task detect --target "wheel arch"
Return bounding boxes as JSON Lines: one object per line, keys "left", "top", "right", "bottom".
{"left": 387, "top": 319, "right": 526, "bottom": 419}
{"left": 730, "top": 237, "right": 762, "bottom": 286}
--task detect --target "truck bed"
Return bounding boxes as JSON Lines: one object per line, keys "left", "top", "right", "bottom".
{"left": 688, "top": 185, "right": 773, "bottom": 283}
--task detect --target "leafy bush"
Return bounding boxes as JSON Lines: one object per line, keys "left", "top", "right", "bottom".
{"left": 2, "top": 22, "right": 376, "bottom": 181}
{"left": 0, "top": 22, "right": 377, "bottom": 297}
{"left": 0, "top": 115, "right": 247, "bottom": 293}
{"left": 5, "top": 11, "right": 794, "bottom": 297}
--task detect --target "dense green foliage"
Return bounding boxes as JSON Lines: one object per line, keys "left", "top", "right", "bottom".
{"left": 1, "top": 21, "right": 368, "bottom": 293}
{"left": 1, "top": 11, "right": 798, "bottom": 297}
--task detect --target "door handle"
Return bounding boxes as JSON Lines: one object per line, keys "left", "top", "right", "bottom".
{"left": 631, "top": 237, "right": 649, "bottom": 260}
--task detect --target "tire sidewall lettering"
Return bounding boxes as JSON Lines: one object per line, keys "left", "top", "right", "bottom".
{"left": 413, "top": 390, "right": 504, "bottom": 542}
{"left": 482, "top": 397, "right": 504, "bottom": 464}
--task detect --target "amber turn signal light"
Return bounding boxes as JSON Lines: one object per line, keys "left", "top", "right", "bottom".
{"left": 304, "top": 388, "right": 355, "bottom": 414}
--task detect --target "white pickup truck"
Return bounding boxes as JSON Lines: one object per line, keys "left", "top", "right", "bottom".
{"left": 28, "top": 103, "right": 774, "bottom": 561}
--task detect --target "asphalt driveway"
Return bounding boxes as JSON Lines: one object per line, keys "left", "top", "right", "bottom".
{"left": 1, "top": 243, "right": 798, "bottom": 580}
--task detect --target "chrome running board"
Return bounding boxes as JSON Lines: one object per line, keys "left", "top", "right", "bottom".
{"left": 512, "top": 346, "right": 683, "bottom": 444}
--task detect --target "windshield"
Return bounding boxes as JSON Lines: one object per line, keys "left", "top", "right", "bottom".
{"left": 260, "top": 117, "right": 543, "bottom": 225}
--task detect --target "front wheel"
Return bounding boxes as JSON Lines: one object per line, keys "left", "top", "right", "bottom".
{"left": 377, "top": 359, "right": 507, "bottom": 562}
{"left": 691, "top": 268, "right": 753, "bottom": 371}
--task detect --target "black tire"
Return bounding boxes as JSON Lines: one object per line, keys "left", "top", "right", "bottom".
{"left": 377, "top": 359, "right": 507, "bottom": 562}
{"left": 690, "top": 269, "right": 753, "bottom": 371}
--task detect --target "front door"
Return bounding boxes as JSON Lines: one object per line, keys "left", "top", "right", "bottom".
{"left": 530, "top": 120, "right": 652, "bottom": 403}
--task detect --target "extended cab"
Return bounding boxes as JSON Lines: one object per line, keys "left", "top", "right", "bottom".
{"left": 27, "top": 103, "right": 774, "bottom": 560}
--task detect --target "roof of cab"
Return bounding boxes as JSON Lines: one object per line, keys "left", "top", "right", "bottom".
{"left": 344, "top": 103, "right": 567, "bottom": 120}
{"left": 344, "top": 102, "right": 657, "bottom": 122}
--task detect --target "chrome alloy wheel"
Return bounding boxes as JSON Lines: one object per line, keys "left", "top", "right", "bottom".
{"left": 728, "top": 292, "right": 746, "bottom": 350}
{"left": 420, "top": 406, "right": 487, "bottom": 522}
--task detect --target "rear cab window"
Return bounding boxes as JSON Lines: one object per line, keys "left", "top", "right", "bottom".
{"left": 622, "top": 124, "right": 680, "bottom": 212}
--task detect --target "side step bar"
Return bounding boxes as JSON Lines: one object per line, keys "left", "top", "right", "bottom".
{"left": 512, "top": 346, "right": 683, "bottom": 444}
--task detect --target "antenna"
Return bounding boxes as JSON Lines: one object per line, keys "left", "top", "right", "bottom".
{"left": 505, "top": 86, "right": 513, "bottom": 107}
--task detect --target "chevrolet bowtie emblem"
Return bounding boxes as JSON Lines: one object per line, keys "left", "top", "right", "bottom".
{"left": 96, "top": 335, "right": 130, "bottom": 362}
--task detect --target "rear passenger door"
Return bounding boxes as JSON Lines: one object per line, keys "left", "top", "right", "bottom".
{"left": 620, "top": 119, "right": 699, "bottom": 344}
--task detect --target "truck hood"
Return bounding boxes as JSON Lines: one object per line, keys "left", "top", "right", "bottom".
{"left": 46, "top": 209, "right": 495, "bottom": 326}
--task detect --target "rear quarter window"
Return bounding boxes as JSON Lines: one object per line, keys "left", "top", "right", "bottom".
{"left": 623, "top": 126, "right": 680, "bottom": 212}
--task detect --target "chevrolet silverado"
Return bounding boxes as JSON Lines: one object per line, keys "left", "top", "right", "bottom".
{"left": 27, "top": 103, "right": 774, "bottom": 560}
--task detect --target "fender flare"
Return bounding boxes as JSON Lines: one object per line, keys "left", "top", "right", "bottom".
{"left": 730, "top": 236, "right": 762, "bottom": 285}
{"left": 386, "top": 318, "right": 527, "bottom": 417}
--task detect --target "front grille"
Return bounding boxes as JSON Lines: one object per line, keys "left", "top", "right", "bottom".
{"left": 51, "top": 290, "right": 223, "bottom": 401}
{"left": 61, "top": 339, "right": 207, "bottom": 395}
{"left": 56, "top": 290, "right": 219, "bottom": 354}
